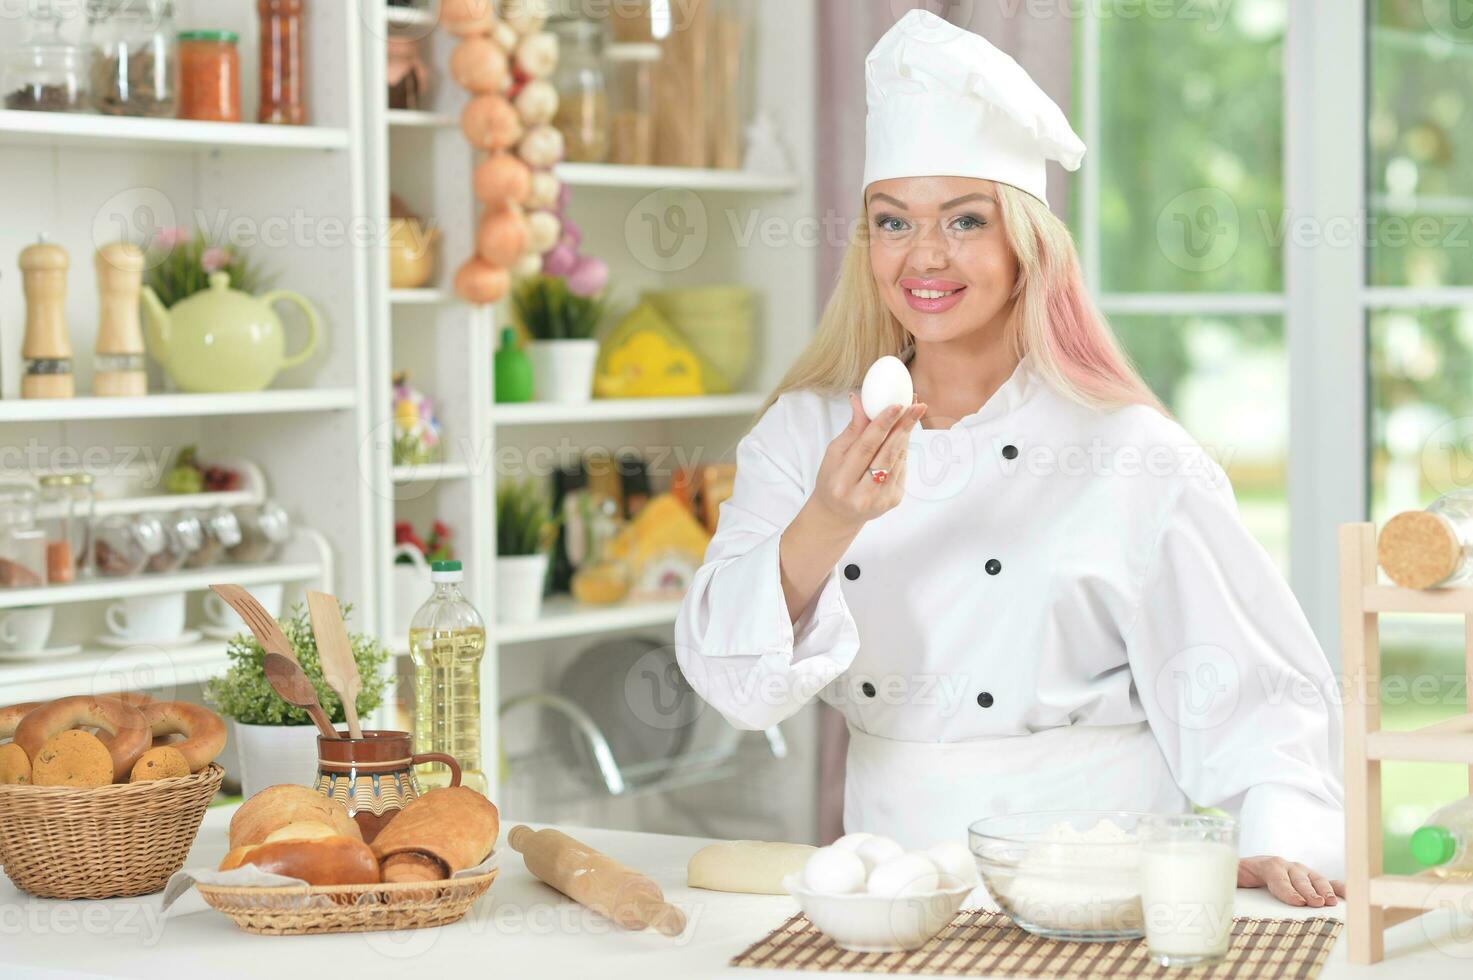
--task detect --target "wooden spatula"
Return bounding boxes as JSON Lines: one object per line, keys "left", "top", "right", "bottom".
{"left": 210, "top": 584, "right": 298, "bottom": 662}
{"left": 262, "top": 652, "right": 339, "bottom": 740}
{"left": 307, "top": 591, "right": 362, "bottom": 739}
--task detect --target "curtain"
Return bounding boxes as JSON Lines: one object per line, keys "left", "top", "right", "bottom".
{"left": 813, "top": 0, "right": 1077, "bottom": 845}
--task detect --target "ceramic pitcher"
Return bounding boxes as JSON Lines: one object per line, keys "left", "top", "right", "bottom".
{"left": 314, "top": 730, "right": 461, "bottom": 843}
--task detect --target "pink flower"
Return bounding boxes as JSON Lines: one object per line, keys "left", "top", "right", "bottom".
{"left": 542, "top": 242, "right": 579, "bottom": 277}
{"left": 201, "top": 247, "right": 230, "bottom": 273}
{"left": 566, "top": 256, "right": 609, "bottom": 298}
{"left": 151, "top": 227, "right": 190, "bottom": 250}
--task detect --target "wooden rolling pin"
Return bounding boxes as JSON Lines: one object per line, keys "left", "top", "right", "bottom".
{"left": 508, "top": 825, "right": 687, "bottom": 937}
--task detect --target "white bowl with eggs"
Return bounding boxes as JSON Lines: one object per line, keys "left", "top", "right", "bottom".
{"left": 783, "top": 833, "right": 978, "bottom": 953}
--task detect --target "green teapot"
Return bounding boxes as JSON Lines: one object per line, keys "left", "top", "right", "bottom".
{"left": 141, "top": 272, "right": 320, "bottom": 393}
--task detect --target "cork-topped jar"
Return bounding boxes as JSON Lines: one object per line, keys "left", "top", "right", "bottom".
{"left": 1378, "top": 491, "right": 1473, "bottom": 589}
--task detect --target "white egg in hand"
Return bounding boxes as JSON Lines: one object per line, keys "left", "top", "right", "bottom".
{"left": 831, "top": 832, "right": 874, "bottom": 852}
{"left": 854, "top": 835, "right": 904, "bottom": 874}
{"left": 860, "top": 356, "right": 914, "bottom": 421}
{"left": 867, "top": 852, "right": 940, "bottom": 898}
{"left": 926, "top": 840, "right": 979, "bottom": 888}
{"left": 802, "top": 846, "right": 868, "bottom": 894}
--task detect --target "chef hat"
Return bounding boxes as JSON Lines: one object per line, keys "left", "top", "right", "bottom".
{"left": 864, "top": 10, "right": 1086, "bottom": 203}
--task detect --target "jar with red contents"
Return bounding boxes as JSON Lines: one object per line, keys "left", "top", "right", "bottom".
{"left": 258, "top": 0, "right": 305, "bottom": 125}
{"left": 178, "top": 30, "right": 240, "bottom": 122}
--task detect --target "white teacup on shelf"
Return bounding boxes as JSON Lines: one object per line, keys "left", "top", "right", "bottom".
{"left": 203, "top": 583, "right": 284, "bottom": 633}
{"left": 0, "top": 606, "right": 54, "bottom": 653}
{"left": 106, "top": 592, "right": 187, "bottom": 643}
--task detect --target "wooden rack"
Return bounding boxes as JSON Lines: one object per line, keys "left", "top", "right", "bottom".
{"left": 1340, "top": 522, "right": 1473, "bottom": 964}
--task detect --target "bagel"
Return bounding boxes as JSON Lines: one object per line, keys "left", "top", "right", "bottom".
{"left": 136, "top": 701, "right": 227, "bottom": 773}
{"left": 13, "top": 696, "right": 149, "bottom": 783}
{"left": 0, "top": 701, "right": 42, "bottom": 741}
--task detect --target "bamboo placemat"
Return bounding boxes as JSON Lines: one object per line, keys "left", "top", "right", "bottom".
{"left": 732, "top": 910, "right": 1341, "bottom": 979}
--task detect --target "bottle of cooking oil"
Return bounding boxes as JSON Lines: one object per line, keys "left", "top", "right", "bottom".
{"left": 408, "top": 560, "right": 488, "bottom": 795}
{"left": 1410, "top": 795, "right": 1473, "bottom": 878}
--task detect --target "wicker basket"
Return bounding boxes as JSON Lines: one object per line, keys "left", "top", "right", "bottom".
{"left": 0, "top": 764, "right": 224, "bottom": 900}
{"left": 196, "top": 868, "right": 499, "bottom": 935}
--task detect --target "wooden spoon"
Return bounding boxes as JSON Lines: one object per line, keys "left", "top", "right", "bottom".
{"left": 306, "top": 591, "right": 362, "bottom": 739}
{"left": 210, "top": 584, "right": 298, "bottom": 662}
{"left": 262, "top": 651, "right": 339, "bottom": 740}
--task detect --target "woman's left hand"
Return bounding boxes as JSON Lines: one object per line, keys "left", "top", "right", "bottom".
{"left": 1238, "top": 856, "right": 1345, "bottom": 908}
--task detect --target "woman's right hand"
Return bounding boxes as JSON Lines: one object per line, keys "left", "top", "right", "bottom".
{"left": 778, "top": 394, "right": 927, "bottom": 621}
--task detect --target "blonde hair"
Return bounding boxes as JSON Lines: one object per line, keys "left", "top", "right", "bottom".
{"left": 766, "top": 183, "right": 1164, "bottom": 415}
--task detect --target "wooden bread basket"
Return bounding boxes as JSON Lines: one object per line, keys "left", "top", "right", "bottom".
{"left": 195, "top": 867, "right": 499, "bottom": 936}
{"left": 0, "top": 764, "right": 224, "bottom": 899}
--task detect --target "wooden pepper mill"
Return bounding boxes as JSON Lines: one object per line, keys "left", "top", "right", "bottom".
{"left": 93, "top": 242, "right": 148, "bottom": 397}
{"left": 18, "top": 239, "right": 74, "bottom": 399}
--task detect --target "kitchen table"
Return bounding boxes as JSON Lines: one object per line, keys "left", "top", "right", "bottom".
{"left": 1, "top": 805, "right": 1469, "bottom": 979}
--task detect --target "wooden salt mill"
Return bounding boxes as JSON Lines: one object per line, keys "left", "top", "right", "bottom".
{"left": 18, "top": 239, "right": 74, "bottom": 399}
{"left": 93, "top": 242, "right": 148, "bottom": 397}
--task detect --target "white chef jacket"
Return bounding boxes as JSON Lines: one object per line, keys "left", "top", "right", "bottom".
{"left": 674, "top": 356, "right": 1346, "bottom": 877}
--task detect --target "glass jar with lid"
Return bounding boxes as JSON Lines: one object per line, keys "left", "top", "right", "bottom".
{"left": 0, "top": 483, "right": 42, "bottom": 589}
{"left": 258, "top": 0, "right": 306, "bottom": 125}
{"left": 606, "top": 44, "right": 658, "bottom": 166}
{"left": 229, "top": 500, "right": 291, "bottom": 563}
{"left": 183, "top": 507, "right": 242, "bottom": 568}
{"left": 146, "top": 511, "right": 203, "bottom": 573}
{"left": 178, "top": 30, "right": 240, "bottom": 122}
{"left": 86, "top": 0, "right": 177, "bottom": 117}
{"left": 37, "top": 474, "right": 94, "bottom": 585}
{"left": 3, "top": 0, "right": 88, "bottom": 112}
{"left": 92, "top": 513, "right": 165, "bottom": 578}
{"left": 1380, "top": 490, "right": 1473, "bottom": 589}
{"left": 551, "top": 19, "right": 610, "bottom": 164}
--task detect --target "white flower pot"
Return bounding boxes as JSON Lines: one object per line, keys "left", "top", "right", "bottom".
{"left": 497, "top": 553, "right": 549, "bottom": 624}
{"left": 233, "top": 721, "right": 320, "bottom": 800}
{"left": 392, "top": 544, "right": 432, "bottom": 643}
{"left": 529, "top": 339, "right": 599, "bottom": 404}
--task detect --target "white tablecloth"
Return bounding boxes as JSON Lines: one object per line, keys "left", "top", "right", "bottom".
{"left": 1, "top": 805, "right": 1468, "bottom": 979}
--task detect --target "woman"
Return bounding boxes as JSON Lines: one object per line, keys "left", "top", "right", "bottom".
{"left": 674, "top": 11, "right": 1345, "bottom": 907}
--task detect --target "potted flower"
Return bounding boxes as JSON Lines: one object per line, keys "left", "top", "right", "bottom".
{"left": 497, "top": 479, "right": 556, "bottom": 624}
{"left": 145, "top": 227, "right": 269, "bottom": 308}
{"left": 513, "top": 275, "right": 609, "bottom": 404}
{"left": 205, "top": 605, "right": 390, "bottom": 799}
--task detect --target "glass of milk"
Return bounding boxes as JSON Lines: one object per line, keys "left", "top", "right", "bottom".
{"left": 1139, "top": 814, "right": 1239, "bottom": 968}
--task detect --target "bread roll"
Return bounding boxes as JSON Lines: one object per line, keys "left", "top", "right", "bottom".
{"left": 219, "top": 836, "right": 379, "bottom": 886}
{"left": 264, "top": 821, "right": 340, "bottom": 844}
{"left": 129, "top": 746, "right": 190, "bottom": 782}
{"left": 381, "top": 852, "right": 449, "bottom": 884}
{"left": 0, "top": 742, "right": 32, "bottom": 784}
{"left": 32, "top": 730, "right": 114, "bottom": 788}
{"left": 371, "top": 787, "right": 499, "bottom": 879}
{"left": 687, "top": 841, "right": 818, "bottom": 895}
{"left": 230, "top": 784, "right": 362, "bottom": 849}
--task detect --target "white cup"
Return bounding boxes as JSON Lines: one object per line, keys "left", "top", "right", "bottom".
{"left": 0, "top": 606, "right": 55, "bottom": 653}
{"left": 204, "top": 583, "right": 284, "bottom": 631}
{"left": 106, "top": 593, "right": 187, "bottom": 643}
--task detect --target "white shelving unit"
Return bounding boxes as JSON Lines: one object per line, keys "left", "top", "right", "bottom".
{"left": 0, "top": 1, "right": 378, "bottom": 704}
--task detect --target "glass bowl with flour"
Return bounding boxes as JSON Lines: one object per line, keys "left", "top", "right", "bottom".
{"left": 969, "top": 811, "right": 1149, "bottom": 942}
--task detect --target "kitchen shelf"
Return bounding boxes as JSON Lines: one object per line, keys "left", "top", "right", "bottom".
{"left": 0, "top": 390, "right": 357, "bottom": 423}
{"left": 0, "top": 641, "right": 231, "bottom": 703}
{"left": 392, "top": 462, "right": 473, "bottom": 484}
{"left": 555, "top": 163, "right": 800, "bottom": 194}
{"left": 388, "top": 109, "right": 456, "bottom": 129}
{"left": 493, "top": 394, "right": 765, "bottom": 426}
{"left": 390, "top": 288, "right": 452, "bottom": 305}
{"left": 495, "top": 597, "right": 682, "bottom": 646}
{"left": 0, "top": 561, "right": 322, "bottom": 611}
{"left": 0, "top": 111, "right": 350, "bottom": 152}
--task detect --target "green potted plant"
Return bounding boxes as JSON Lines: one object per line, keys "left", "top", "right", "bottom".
{"left": 497, "top": 479, "right": 557, "bottom": 624}
{"left": 205, "top": 605, "right": 390, "bottom": 798}
{"left": 513, "top": 275, "right": 609, "bottom": 404}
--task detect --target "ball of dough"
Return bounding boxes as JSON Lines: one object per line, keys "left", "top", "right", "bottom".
{"left": 129, "top": 746, "right": 191, "bottom": 782}
{"left": 0, "top": 742, "right": 32, "bottom": 785}
{"left": 855, "top": 835, "right": 904, "bottom": 874}
{"left": 926, "top": 840, "right": 978, "bottom": 887}
{"left": 33, "top": 730, "right": 114, "bottom": 787}
{"left": 832, "top": 832, "right": 874, "bottom": 852}
{"left": 802, "top": 846, "right": 867, "bottom": 895}
{"left": 687, "top": 840, "right": 817, "bottom": 895}
{"left": 867, "top": 852, "right": 940, "bottom": 898}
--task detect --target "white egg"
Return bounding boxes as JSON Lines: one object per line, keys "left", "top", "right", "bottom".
{"left": 831, "top": 832, "right": 874, "bottom": 852}
{"left": 866, "top": 852, "right": 940, "bottom": 898}
{"left": 860, "top": 355, "right": 914, "bottom": 421}
{"left": 926, "top": 840, "right": 979, "bottom": 888}
{"left": 854, "top": 835, "right": 904, "bottom": 874}
{"left": 802, "top": 845, "right": 868, "bottom": 894}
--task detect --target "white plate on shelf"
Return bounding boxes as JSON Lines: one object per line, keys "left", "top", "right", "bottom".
{"left": 0, "top": 644, "right": 84, "bottom": 664}
{"left": 95, "top": 630, "right": 203, "bottom": 651}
